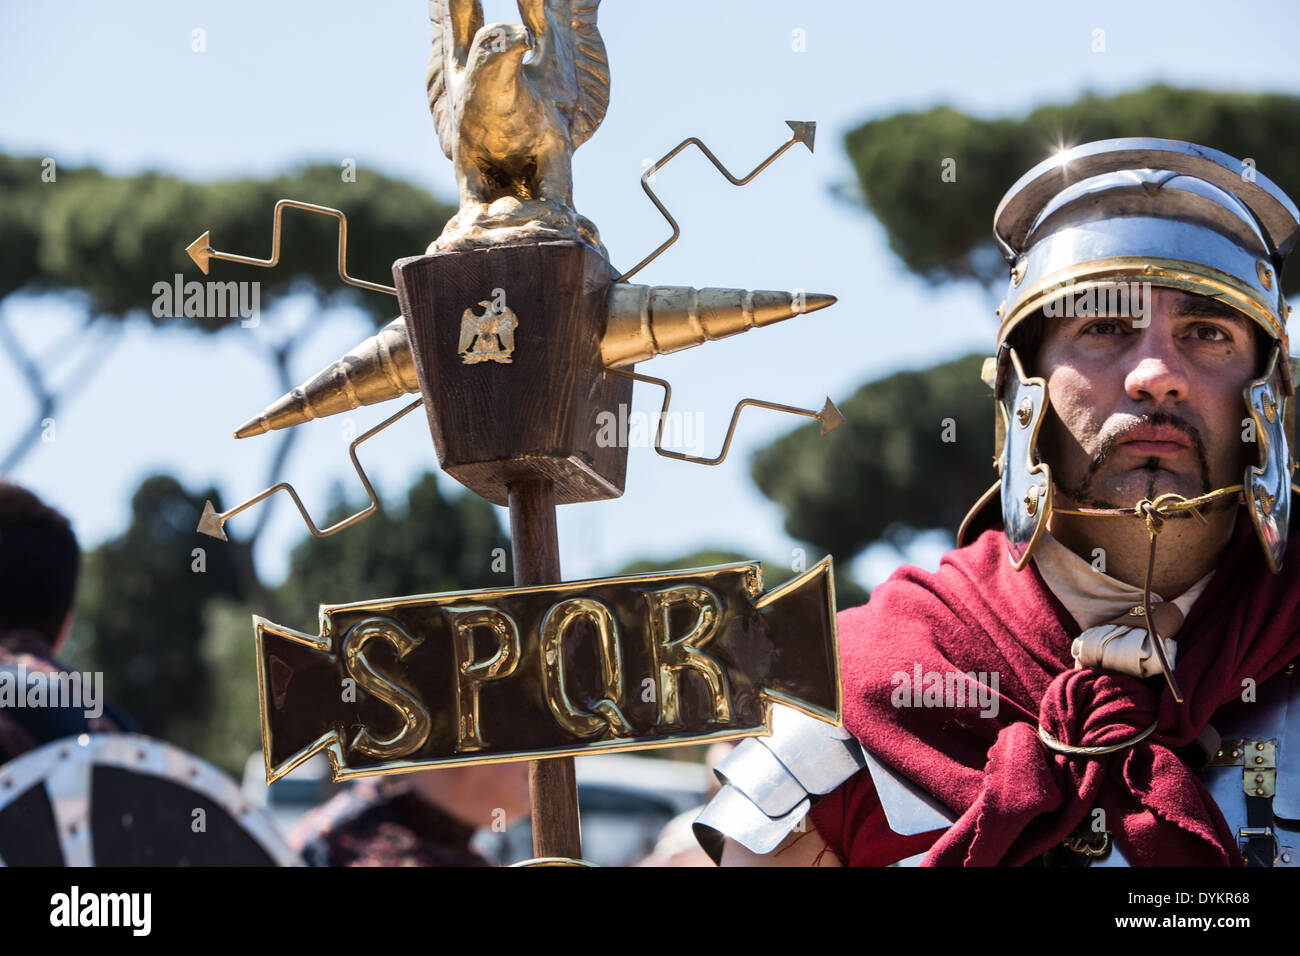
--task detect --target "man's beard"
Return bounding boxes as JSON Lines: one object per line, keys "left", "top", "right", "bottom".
{"left": 1061, "top": 410, "right": 1228, "bottom": 513}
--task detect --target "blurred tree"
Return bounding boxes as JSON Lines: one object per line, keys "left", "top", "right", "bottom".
{"left": 68, "top": 474, "right": 249, "bottom": 754}
{"left": 0, "top": 154, "right": 451, "bottom": 326}
{"left": 275, "top": 472, "right": 511, "bottom": 633}
{"left": 2, "top": 157, "right": 476, "bottom": 770}
{"left": 0, "top": 153, "right": 455, "bottom": 594}
{"left": 751, "top": 354, "right": 993, "bottom": 561}
{"left": 193, "top": 598, "right": 265, "bottom": 778}
{"left": 842, "top": 84, "right": 1300, "bottom": 290}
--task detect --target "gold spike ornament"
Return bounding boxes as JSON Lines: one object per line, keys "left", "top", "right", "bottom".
{"left": 234, "top": 317, "right": 419, "bottom": 439}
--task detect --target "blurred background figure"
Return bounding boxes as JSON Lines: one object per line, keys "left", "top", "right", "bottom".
{"left": 638, "top": 810, "right": 712, "bottom": 867}
{"left": 0, "top": 481, "right": 135, "bottom": 763}
{"left": 266, "top": 748, "right": 717, "bottom": 866}
{"left": 637, "top": 741, "right": 733, "bottom": 867}
{"left": 289, "top": 761, "right": 530, "bottom": 867}
{"left": 0, "top": 481, "right": 296, "bottom": 867}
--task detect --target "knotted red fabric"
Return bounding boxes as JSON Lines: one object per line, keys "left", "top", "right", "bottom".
{"left": 830, "top": 514, "right": 1300, "bottom": 866}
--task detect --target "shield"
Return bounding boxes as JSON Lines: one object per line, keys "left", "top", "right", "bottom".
{"left": 0, "top": 733, "right": 300, "bottom": 866}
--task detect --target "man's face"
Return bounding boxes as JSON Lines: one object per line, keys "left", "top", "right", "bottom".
{"left": 1035, "top": 287, "right": 1263, "bottom": 510}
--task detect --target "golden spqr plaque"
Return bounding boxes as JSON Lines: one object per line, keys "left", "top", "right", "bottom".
{"left": 254, "top": 559, "right": 840, "bottom": 783}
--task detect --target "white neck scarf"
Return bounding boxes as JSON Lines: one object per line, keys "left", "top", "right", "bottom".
{"left": 1031, "top": 533, "right": 1213, "bottom": 679}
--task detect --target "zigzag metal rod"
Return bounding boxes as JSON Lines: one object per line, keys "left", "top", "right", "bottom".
{"left": 615, "top": 120, "right": 816, "bottom": 284}
{"left": 196, "top": 398, "right": 423, "bottom": 541}
{"left": 602, "top": 366, "right": 841, "bottom": 467}
{"left": 186, "top": 199, "right": 398, "bottom": 297}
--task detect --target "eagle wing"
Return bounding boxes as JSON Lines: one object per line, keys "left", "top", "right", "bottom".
{"left": 427, "top": 0, "right": 484, "bottom": 159}
{"left": 497, "top": 309, "right": 518, "bottom": 352}
{"left": 520, "top": 0, "right": 609, "bottom": 150}
{"left": 458, "top": 307, "right": 482, "bottom": 353}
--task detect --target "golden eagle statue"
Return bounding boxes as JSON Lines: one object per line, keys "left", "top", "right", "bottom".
{"left": 426, "top": 0, "right": 609, "bottom": 254}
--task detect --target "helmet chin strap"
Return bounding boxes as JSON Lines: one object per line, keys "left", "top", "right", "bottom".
{"left": 1052, "top": 484, "right": 1246, "bottom": 704}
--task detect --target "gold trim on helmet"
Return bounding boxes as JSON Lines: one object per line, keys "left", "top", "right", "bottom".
{"left": 998, "top": 256, "right": 1288, "bottom": 350}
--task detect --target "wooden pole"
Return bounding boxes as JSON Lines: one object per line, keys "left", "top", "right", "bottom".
{"left": 508, "top": 477, "right": 583, "bottom": 860}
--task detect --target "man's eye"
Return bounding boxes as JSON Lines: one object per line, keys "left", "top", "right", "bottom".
{"left": 1083, "top": 320, "right": 1125, "bottom": 335}
{"left": 1192, "top": 324, "right": 1230, "bottom": 342}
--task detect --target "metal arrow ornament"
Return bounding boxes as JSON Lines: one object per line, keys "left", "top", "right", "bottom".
{"left": 186, "top": 199, "right": 397, "bottom": 297}
{"left": 197, "top": 399, "right": 423, "bottom": 542}
{"left": 617, "top": 120, "right": 818, "bottom": 283}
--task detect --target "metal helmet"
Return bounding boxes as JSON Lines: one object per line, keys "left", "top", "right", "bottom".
{"left": 958, "top": 139, "right": 1300, "bottom": 571}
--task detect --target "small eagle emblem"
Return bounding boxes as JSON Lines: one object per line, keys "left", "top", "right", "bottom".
{"left": 458, "top": 299, "right": 520, "bottom": 364}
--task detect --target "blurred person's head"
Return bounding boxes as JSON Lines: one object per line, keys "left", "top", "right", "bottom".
{"left": 407, "top": 760, "right": 531, "bottom": 830}
{"left": 0, "top": 482, "right": 80, "bottom": 652}
{"left": 638, "top": 808, "right": 715, "bottom": 867}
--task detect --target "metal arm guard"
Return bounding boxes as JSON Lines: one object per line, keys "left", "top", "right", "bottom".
{"left": 692, "top": 704, "right": 866, "bottom": 863}
{"left": 692, "top": 703, "right": 962, "bottom": 864}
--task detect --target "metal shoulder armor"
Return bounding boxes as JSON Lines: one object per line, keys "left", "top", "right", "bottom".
{"left": 692, "top": 704, "right": 866, "bottom": 863}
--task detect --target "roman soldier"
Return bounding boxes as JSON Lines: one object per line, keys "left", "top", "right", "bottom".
{"left": 694, "top": 138, "right": 1300, "bottom": 867}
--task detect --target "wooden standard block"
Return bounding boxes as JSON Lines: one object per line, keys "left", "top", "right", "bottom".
{"left": 393, "top": 241, "right": 633, "bottom": 506}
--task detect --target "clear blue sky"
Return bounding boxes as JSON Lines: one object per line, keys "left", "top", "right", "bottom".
{"left": 2, "top": 0, "right": 1297, "bottom": 593}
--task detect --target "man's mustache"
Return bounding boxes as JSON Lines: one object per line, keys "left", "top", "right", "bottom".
{"left": 1071, "top": 410, "right": 1214, "bottom": 507}
{"left": 1091, "top": 411, "right": 1206, "bottom": 467}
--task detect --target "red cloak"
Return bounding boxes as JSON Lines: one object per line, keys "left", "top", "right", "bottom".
{"left": 810, "top": 514, "right": 1300, "bottom": 866}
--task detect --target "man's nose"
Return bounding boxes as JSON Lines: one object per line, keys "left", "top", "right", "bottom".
{"left": 1124, "top": 335, "right": 1189, "bottom": 403}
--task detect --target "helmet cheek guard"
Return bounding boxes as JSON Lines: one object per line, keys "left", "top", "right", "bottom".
{"left": 957, "top": 343, "right": 1054, "bottom": 566}
{"left": 959, "top": 138, "right": 1300, "bottom": 571}
{"left": 996, "top": 344, "right": 1052, "bottom": 570}
{"left": 1245, "top": 341, "right": 1294, "bottom": 572}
